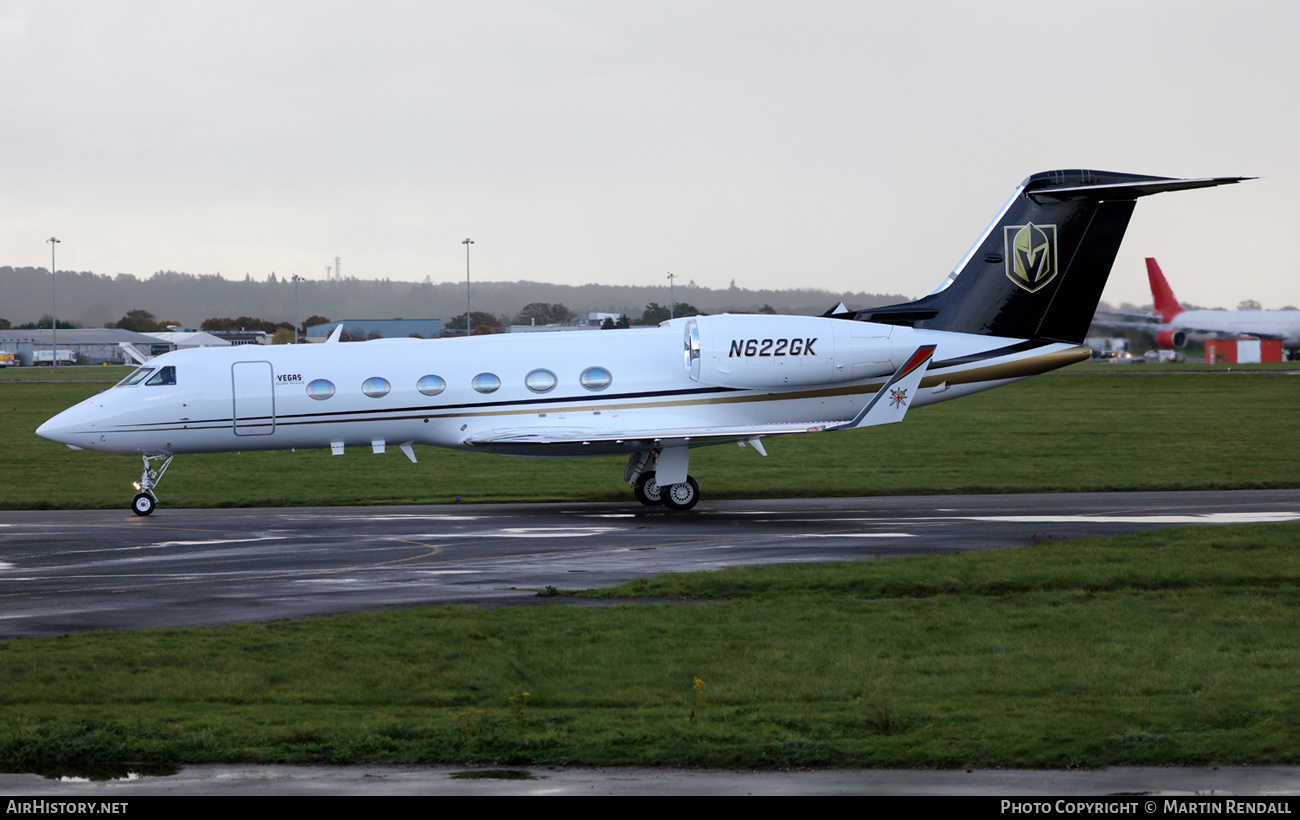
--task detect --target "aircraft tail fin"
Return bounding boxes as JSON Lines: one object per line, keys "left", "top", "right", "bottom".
{"left": 1145, "top": 258, "right": 1186, "bottom": 323}
{"left": 856, "top": 170, "right": 1247, "bottom": 344}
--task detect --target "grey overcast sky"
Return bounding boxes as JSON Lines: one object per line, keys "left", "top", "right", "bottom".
{"left": 2, "top": 0, "right": 1296, "bottom": 308}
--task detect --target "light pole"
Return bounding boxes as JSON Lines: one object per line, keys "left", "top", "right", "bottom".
{"left": 667, "top": 272, "right": 676, "bottom": 320}
{"left": 291, "top": 275, "right": 305, "bottom": 343}
{"left": 47, "top": 237, "right": 60, "bottom": 366}
{"left": 462, "top": 238, "right": 474, "bottom": 336}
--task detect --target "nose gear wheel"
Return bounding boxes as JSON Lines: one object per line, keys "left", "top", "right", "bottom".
{"left": 131, "top": 454, "right": 173, "bottom": 516}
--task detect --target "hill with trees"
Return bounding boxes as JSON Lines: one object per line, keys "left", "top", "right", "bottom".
{"left": 0, "top": 265, "right": 912, "bottom": 331}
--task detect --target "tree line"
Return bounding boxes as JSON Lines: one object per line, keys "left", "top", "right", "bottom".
{"left": 0, "top": 265, "right": 913, "bottom": 332}
{"left": 1, "top": 299, "right": 787, "bottom": 341}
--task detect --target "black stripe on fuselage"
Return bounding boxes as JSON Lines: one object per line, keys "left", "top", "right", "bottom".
{"left": 930, "top": 340, "right": 1042, "bottom": 369}
{"left": 107, "top": 384, "right": 743, "bottom": 430}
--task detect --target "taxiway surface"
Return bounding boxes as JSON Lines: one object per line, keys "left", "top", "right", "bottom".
{"left": 3, "top": 489, "right": 1298, "bottom": 638}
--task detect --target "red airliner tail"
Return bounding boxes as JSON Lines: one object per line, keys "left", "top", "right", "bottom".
{"left": 1145, "top": 258, "right": 1185, "bottom": 323}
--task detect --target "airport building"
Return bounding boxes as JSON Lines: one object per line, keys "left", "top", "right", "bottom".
{"left": 146, "top": 330, "right": 232, "bottom": 349}
{"left": 0, "top": 328, "right": 173, "bottom": 366}
{"left": 304, "top": 319, "right": 442, "bottom": 341}
{"left": 508, "top": 313, "right": 625, "bottom": 333}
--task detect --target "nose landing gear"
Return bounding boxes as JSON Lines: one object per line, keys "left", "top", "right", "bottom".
{"left": 132, "top": 492, "right": 156, "bottom": 516}
{"left": 132, "top": 454, "right": 174, "bottom": 516}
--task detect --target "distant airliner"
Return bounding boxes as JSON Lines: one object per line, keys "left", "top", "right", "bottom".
{"left": 1144, "top": 257, "right": 1300, "bottom": 350}
{"left": 37, "top": 170, "right": 1245, "bottom": 515}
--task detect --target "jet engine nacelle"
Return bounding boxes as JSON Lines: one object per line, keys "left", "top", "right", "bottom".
{"left": 1155, "top": 329, "right": 1187, "bottom": 349}
{"left": 684, "top": 314, "right": 897, "bottom": 389}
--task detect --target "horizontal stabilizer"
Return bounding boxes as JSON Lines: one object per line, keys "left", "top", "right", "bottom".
{"left": 1029, "top": 176, "right": 1252, "bottom": 201}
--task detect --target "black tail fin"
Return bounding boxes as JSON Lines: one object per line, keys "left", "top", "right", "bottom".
{"left": 856, "top": 170, "right": 1247, "bottom": 344}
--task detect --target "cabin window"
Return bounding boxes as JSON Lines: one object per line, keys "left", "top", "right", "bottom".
{"left": 471, "top": 373, "right": 501, "bottom": 394}
{"left": 145, "top": 366, "right": 176, "bottom": 386}
{"left": 306, "top": 379, "right": 336, "bottom": 400}
{"left": 525, "top": 369, "right": 557, "bottom": 393}
{"left": 116, "top": 367, "right": 154, "bottom": 387}
{"left": 417, "top": 375, "right": 446, "bottom": 396}
{"left": 362, "top": 377, "right": 391, "bottom": 398}
{"left": 579, "top": 366, "right": 612, "bottom": 391}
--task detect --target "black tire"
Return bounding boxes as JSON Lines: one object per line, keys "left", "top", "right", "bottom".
{"left": 131, "top": 493, "right": 156, "bottom": 516}
{"left": 661, "top": 476, "right": 700, "bottom": 511}
{"left": 633, "top": 472, "right": 663, "bottom": 506}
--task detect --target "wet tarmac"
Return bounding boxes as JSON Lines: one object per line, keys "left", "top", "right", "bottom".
{"left": 3, "top": 489, "right": 1299, "bottom": 638}
{"left": 2, "top": 764, "right": 1299, "bottom": 796}
{"left": 3, "top": 490, "right": 1299, "bottom": 795}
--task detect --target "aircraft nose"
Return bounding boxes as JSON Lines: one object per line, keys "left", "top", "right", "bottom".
{"left": 36, "top": 407, "right": 90, "bottom": 449}
{"left": 37, "top": 415, "right": 71, "bottom": 445}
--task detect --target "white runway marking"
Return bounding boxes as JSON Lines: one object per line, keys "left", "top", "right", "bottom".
{"left": 782, "top": 533, "right": 914, "bottom": 539}
{"left": 327, "top": 514, "right": 485, "bottom": 522}
{"left": 409, "top": 527, "right": 623, "bottom": 539}
{"left": 145, "top": 537, "right": 290, "bottom": 548}
{"left": 962, "top": 512, "right": 1300, "bottom": 525}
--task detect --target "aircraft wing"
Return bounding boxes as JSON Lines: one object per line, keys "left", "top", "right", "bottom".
{"left": 1087, "top": 317, "right": 1162, "bottom": 332}
{"left": 1088, "top": 308, "right": 1160, "bottom": 328}
{"left": 466, "top": 345, "right": 937, "bottom": 450}
{"left": 465, "top": 421, "right": 833, "bottom": 449}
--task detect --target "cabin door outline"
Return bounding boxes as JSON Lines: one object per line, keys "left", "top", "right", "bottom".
{"left": 232, "top": 361, "right": 276, "bottom": 436}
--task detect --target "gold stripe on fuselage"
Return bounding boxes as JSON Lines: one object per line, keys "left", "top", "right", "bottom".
{"left": 414, "top": 344, "right": 1088, "bottom": 421}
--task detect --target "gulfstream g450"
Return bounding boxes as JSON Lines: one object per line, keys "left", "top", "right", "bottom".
{"left": 37, "top": 170, "right": 1246, "bottom": 514}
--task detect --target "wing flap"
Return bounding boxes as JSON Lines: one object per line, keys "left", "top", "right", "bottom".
{"left": 465, "top": 421, "right": 833, "bottom": 448}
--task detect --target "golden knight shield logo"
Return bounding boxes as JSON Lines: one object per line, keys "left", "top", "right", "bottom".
{"left": 1004, "top": 223, "right": 1058, "bottom": 292}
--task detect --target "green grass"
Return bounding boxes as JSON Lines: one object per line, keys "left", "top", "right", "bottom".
{"left": 3, "top": 365, "right": 1298, "bottom": 772}
{"left": 0, "top": 365, "right": 134, "bottom": 381}
{"left": 2, "top": 523, "right": 1297, "bottom": 771}
{"left": 3, "top": 367, "right": 1297, "bottom": 510}
{"left": 1067, "top": 359, "right": 1297, "bottom": 372}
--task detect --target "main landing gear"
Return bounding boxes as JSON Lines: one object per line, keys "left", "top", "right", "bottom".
{"left": 633, "top": 471, "right": 701, "bottom": 510}
{"left": 131, "top": 454, "right": 173, "bottom": 516}
{"left": 626, "top": 451, "right": 701, "bottom": 511}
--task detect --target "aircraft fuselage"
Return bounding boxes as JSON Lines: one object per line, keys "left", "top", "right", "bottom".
{"left": 1162, "top": 310, "right": 1300, "bottom": 347}
{"left": 36, "top": 316, "right": 1083, "bottom": 460}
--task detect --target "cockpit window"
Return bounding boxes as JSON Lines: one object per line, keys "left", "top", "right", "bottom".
{"left": 145, "top": 366, "right": 177, "bottom": 386}
{"left": 117, "top": 367, "right": 155, "bottom": 387}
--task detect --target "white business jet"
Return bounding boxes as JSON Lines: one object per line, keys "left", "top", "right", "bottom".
{"left": 37, "top": 170, "right": 1246, "bottom": 515}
